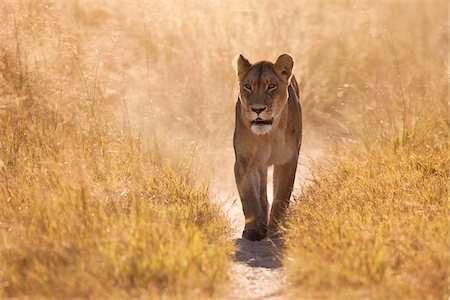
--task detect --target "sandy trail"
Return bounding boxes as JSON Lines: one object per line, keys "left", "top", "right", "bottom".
{"left": 224, "top": 197, "right": 286, "bottom": 300}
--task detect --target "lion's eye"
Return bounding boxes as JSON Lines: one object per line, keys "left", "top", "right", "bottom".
{"left": 243, "top": 84, "right": 252, "bottom": 91}
{"left": 268, "top": 84, "right": 277, "bottom": 91}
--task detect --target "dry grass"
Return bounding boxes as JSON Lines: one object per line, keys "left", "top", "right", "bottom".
{"left": 285, "top": 140, "right": 448, "bottom": 299}
{"left": 284, "top": 1, "right": 449, "bottom": 299}
{"left": 0, "top": 51, "right": 232, "bottom": 297}
{"left": 0, "top": 0, "right": 448, "bottom": 298}
{"left": 0, "top": 1, "right": 233, "bottom": 298}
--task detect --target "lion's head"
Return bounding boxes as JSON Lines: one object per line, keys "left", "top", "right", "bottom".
{"left": 235, "top": 54, "right": 294, "bottom": 135}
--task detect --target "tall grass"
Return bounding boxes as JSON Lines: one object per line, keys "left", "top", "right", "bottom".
{"left": 0, "top": 1, "right": 233, "bottom": 298}
{"left": 0, "top": 0, "right": 448, "bottom": 298}
{"left": 285, "top": 137, "right": 447, "bottom": 298}
{"left": 0, "top": 87, "right": 233, "bottom": 297}
{"left": 284, "top": 1, "right": 448, "bottom": 299}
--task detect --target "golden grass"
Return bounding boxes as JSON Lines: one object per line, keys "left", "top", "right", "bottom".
{"left": 0, "top": 64, "right": 233, "bottom": 298}
{"left": 284, "top": 1, "right": 448, "bottom": 299}
{"left": 285, "top": 137, "right": 448, "bottom": 299}
{"left": 0, "top": 1, "right": 233, "bottom": 298}
{"left": 0, "top": 0, "right": 448, "bottom": 298}
{"left": 0, "top": 69, "right": 232, "bottom": 299}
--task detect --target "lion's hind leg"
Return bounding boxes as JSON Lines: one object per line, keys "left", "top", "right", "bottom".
{"left": 269, "top": 156, "right": 298, "bottom": 236}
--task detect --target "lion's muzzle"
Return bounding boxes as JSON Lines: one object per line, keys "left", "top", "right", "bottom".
{"left": 250, "top": 118, "right": 273, "bottom": 135}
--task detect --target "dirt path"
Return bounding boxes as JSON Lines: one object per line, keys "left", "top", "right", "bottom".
{"left": 213, "top": 166, "right": 286, "bottom": 299}
{"left": 225, "top": 198, "right": 286, "bottom": 300}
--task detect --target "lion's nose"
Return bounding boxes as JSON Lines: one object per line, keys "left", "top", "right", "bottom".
{"left": 251, "top": 106, "right": 267, "bottom": 115}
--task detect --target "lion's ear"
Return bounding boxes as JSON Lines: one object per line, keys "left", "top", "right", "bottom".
{"left": 235, "top": 54, "right": 252, "bottom": 81}
{"left": 274, "top": 54, "right": 294, "bottom": 81}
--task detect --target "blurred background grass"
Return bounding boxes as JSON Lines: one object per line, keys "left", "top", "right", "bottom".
{"left": 0, "top": 0, "right": 448, "bottom": 299}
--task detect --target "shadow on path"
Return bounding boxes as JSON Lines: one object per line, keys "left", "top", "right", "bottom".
{"left": 233, "top": 237, "right": 284, "bottom": 269}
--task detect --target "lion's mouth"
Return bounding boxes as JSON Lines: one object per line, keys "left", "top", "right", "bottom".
{"left": 251, "top": 118, "right": 273, "bottom": 125}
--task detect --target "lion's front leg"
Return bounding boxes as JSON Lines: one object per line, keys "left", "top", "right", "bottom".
{"left": 234, "top": 160, "right": 267, "bottom": 241}
{"left": 258, "top": 166, "right": 269, "bottom": 232}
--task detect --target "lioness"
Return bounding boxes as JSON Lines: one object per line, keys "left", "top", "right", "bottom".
{"left": 233, "top": 54, "right": 302, "bottom": 241}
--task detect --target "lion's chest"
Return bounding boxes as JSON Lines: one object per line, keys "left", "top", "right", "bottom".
{"left": 265, "top": 132, "right": 296, "bottom": 166}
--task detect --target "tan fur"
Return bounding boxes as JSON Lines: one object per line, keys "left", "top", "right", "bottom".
{"left": 233, "top": 54, "right": 302, "bottom": 241}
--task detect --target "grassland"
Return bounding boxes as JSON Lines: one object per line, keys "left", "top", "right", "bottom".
{"left": 285, "top": 134, "right": 448, "bottom": 299}
{"left": 283, "top": 2, "right": 448, "bottom": 299}
{"left": 0, "top": 1, "right": 233, "bottom": 298}
{"left": 0, "top": 0, "right": 448, "bottom": 299}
